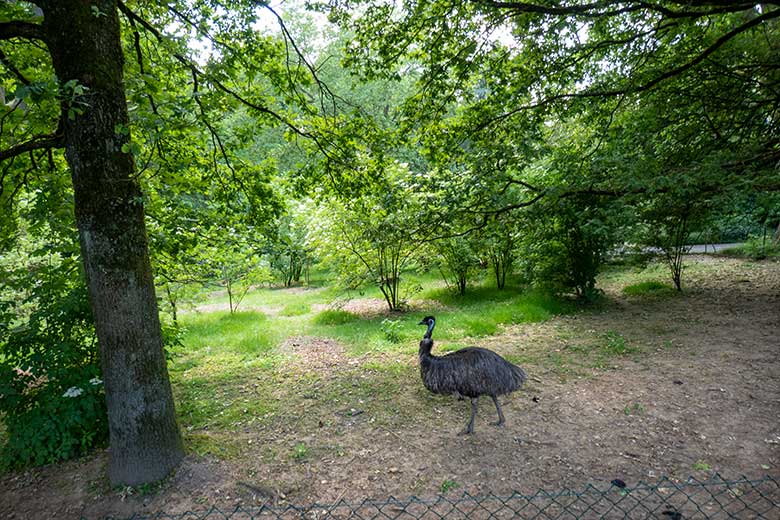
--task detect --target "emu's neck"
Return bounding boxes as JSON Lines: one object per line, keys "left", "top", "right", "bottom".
{"left": 419, "top": 320, "right": 435, "bottom": 357}
{"left": 423, "top": 320, "right": 435, "bottom": 339}
{"left": 419, "top": 337, "right": 434, "bottom": 358}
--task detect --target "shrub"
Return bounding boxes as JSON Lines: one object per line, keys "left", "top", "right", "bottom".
{"left": 722, "top": 237, "right": 780, "bottom": 260}
{"left": 0, "top": 275, "right": 108, "bottom": 469}
{"left": 0, "top": 367, "right": 108, "bottom": 468}
{"left": 380, "top": 318, "right": 403, "bottom": 343}
{"left": 516, "top": 200, "right": 614, "bottom": 300}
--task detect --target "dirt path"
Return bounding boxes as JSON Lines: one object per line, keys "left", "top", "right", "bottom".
{"left": 1, "top": 256, "right": 778, "bottom": 519}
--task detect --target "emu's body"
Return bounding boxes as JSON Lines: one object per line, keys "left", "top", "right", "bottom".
{"left": 419, "top": 316, "right": 526, "bottom": 434}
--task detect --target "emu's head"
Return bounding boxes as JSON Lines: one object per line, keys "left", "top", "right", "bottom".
{"left": 419, "top": 316, "right": 436, "bottom": 341}
{"left": 419, "top": 316, "right": 436, "bottom": 327}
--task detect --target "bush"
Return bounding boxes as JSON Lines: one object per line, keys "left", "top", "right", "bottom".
{"left": 722, "top": 237, "right": 780, "bottom": 260}
{"left": 0, "top": 274, "right": 108, "bottom": 469}
{"left": 516, "top": 200, "right": 614, "bottom": 300}
{"left": 380, "top": 318, "right": 404, "bottom": 343}
{"left": 0, "top": 367, "right": 107, "bottom": 468}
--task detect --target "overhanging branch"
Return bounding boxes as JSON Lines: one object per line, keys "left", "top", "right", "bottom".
{"left": 0, "top": 21, "right": 44, "bottom": 41}
{"left": 477, "top": 1, "right": 767, "bottom": 19}
{"left": 477, "top": 7, "right": 780, "bottom": 131}
{"left": 116, "top": 0, "right": 356, "bottom": 182}
{"left": 0, "top": 133, "right": 64, "bottom": 162}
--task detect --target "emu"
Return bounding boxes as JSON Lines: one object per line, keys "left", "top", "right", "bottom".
{"left": 418, "top": 316, "right": 526, "bottom": 434}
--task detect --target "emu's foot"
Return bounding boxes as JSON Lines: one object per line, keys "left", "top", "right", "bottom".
{"left": 492, "top": 420, "right": 505, "bottom": 427}
{"left": 459, "top": 426, "right": 474, "bottom": 435}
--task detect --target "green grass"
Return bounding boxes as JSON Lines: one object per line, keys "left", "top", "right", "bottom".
{"left": 721, "top": 239, "right": 780, "bottom": 260}
{"left": 165, "top": 271, "right": 603, "bottom": 455}
{"left": 561, "top": 330, "right": 640, "bottom": 372}
{"left": 622, "top": 280, "right": 677, "bottom": 296}
{"left": 417, "top": 288, "right": 571, "bottom": 341}
{"left": 180, "top": 311, "right": 278, "bottom": 355}
{"left": 279, "top": 301, "right": 311, "bottom": 316}
{"left": 312, "top": 309, "right": 360, "bottom": 325}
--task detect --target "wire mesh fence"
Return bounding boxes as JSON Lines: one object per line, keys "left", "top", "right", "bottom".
{"left": 105, "top": 474, "right": 779, "bottom": 520}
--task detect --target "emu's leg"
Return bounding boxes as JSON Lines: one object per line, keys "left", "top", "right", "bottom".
{"left": 460, "top": 397, "right": 478, "bottom": 435}
{"left": 491, "top": 395, "right": 505, "bottom": 427}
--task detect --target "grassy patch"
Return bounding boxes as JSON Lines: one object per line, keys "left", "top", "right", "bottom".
{"left": 622, "top": 280, "right": 677, "bottom": 296}
{"left": 560, "top": 331, "right": 639, "bottom": 372}
{"left": 180, "top": 311, "right": 278, "bottom": 356}
{"left": 312, "top": 309, "right": 360, "bottom": 325}
{"left": 279, "top": 301, "right": 311, "bottom": 316}
{"left": 166, "top": 268, "right": 654, "bottom": 459}
{"left": 600, "top": 261, "right": 669, "bottom": 288}
{"left": 721, "top": 240, "right": 780, "bottom": 260}
{"left": 417, "top": 289, "right": 571, "bottom": 342}
{"left": 171, "top": 311, "right": 286, "bottom": 446}
{"left": 185, "top": 432, "right": 245, "bottom": 458}
{"left": 602, "top": 331, "right": 636, "bottom": 356}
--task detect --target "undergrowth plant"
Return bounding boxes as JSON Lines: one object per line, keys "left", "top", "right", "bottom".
{"left": 0, "top": 267, "right": 108, "bottom": 469}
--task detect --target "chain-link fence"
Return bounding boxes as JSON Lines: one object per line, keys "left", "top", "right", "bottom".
{"left": 105, "top": 474, "right": 779, "bottom": 520}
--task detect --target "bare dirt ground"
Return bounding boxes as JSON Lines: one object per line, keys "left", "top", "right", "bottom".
{"left": 1, "top": 255, "right": 779, "bottom": 519}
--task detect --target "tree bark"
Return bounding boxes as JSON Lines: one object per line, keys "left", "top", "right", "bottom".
{"left": 38, "top": 0, "right": 183, "bottom": 486}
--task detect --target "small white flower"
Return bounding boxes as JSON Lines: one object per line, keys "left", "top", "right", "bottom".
{"left": 89, "top": 377, "right": 103, "bottom": 386}
{"left": 63, "top": 386, "right": 83, "bottom": 398}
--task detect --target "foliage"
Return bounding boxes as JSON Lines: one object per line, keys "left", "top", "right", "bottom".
{"left": 0, "top": 159, "right": 110, "bottom": 468}
{"left": 635, "top": 199, "right": 707, "bottom": 291}
{"left": 291, "top": 442, "right": 309, "bottom": 461}
{"left": 0, "top": 235, "right": 107, "bottom": 468}
{"left": 312, "top": 161, "right": 425, "bottom": 311}
{"left": 266, "top": 201, "right": 315, "bottom": 287}
{"left": 432, "top": 235, "right": 480, "bottom": 296}
{"left": 0, "top": 0, "right": 310, "bottom": 479}
{"left": 2, "top": 0, "right": 779, "bottom": 476}
{"left": 484, "top": 216, "right": 517, "bottom": 290}
{"left": 516, "top": 198, "right": 615, "bottom": 300}
{"left": 440, "top": 479, "right": 459, "bottom": 493}
{"left": 0, "top": 364, "right": 107, "bottom": 469}
{"left": 325, "top": 0, "right": 780, "bottom": 292}
{"left": 380, "top": 318, "right": 403, "bottom": 343}
{"left": 722, "top": 238, "right": 780, "bottom": 260}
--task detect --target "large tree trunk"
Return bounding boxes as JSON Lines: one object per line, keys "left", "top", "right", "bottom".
{"left": 39, "top": 0, "right": 183, "bottom": 486}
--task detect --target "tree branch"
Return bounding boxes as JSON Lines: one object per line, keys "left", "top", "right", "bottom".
{"left": 0, "top": 134, "right": 64, "bottom": 162}
{"left": 123, "top": 12, "right": 159, "bottom": 116}
{"left": 116, "top": 1, "right": 307, "bottom": 135}
{"left": 0, "top": 21, "right": 44, "bottom": 41}
{"left": 117, "top": 0, "right": 357, "bottom": 183}
{"left": 477, "top": 7, "right": 780, "bottom": 131}
{"left": 477, "top": 1, "right": 765, "bottom": 19}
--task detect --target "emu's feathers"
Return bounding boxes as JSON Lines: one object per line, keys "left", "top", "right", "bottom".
{"left": 417, "top": 315, "right": 526, "bottom": 434}
{"left": 419, "top": 347, "right": 526, "bottom": 398}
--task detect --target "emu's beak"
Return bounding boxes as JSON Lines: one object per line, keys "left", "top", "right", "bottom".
{"left": 418, "top": 319, "right": 427, "bottom": 325}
